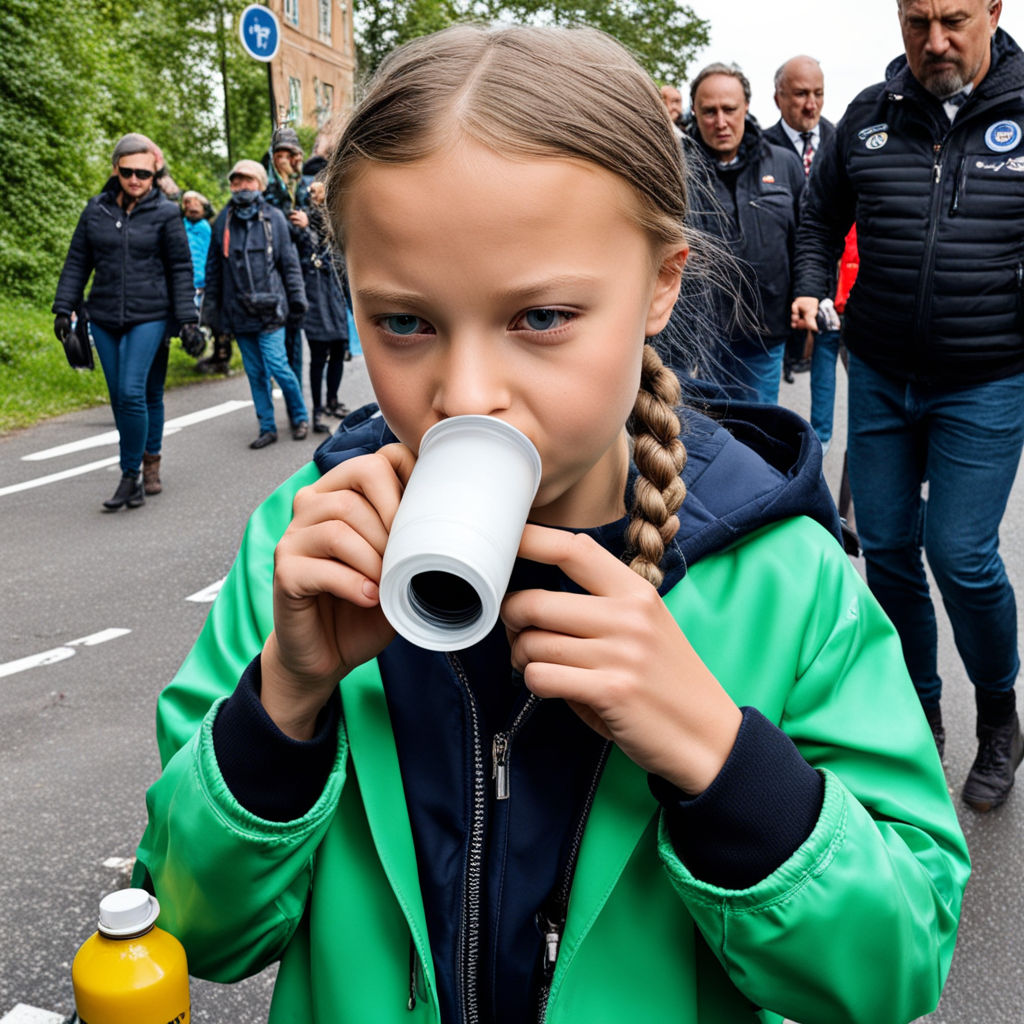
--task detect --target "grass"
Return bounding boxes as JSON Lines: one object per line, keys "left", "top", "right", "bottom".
{"left": 0, "top": 296, "right": 238, "bottom": 435}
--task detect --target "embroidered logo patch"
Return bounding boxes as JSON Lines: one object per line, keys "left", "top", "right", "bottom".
{"left": 976, "top": 159, "right": 1006, "bottom": 172}
{"left": 865, "top": 132, "right": 888, "bottom": 151}
{"left": 985, "top": 120, "right": 1022, "bottom": 152}
{"left": 761, "top": 174, "right": 776, "bottom": 183}
{"left": 1008, "top": 157, "right": 1024, "bottom": 172}
{"left": 857, "top": 123, "right": 888, "bottom": 140}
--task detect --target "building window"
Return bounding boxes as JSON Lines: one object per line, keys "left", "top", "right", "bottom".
{"left": 316, "top": 82, "right": 334, "bottom": 127}
{"left": 284, "top": 0, "right": 299, "bottom": 26}
{"left": 318, "top": 0, "right": 332, "bottom": 40}
{"left": 288, "top": 76, "right": 302, "bottom": 123}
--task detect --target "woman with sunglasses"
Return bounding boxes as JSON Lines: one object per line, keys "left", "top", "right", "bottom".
{"left": 53, "top": 133, "right": 201, "bottom": 510}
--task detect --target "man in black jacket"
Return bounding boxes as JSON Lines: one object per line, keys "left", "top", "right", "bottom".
{"left": 204, "top": 159, "right": 309, "bottom": 449}
{"left": 792, "top": 0, "right": 1024, "bottom": 811}
{"left": 687, "top": 63, "right": 805, "bottom": 404}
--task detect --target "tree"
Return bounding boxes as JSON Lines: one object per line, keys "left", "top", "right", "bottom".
{"left": 355, "top": 0, "right": 709, "bottom": 84}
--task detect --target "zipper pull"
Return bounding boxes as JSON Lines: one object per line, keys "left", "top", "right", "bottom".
{"left": 492, "top": 733, "right": 510, "bottom": 800}
{"left": 541, "top": 917, "right": 562, "bottom": 977}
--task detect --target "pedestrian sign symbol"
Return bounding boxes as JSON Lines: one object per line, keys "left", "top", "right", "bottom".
{"left": 239, "top": 4, "right": 280, "bottom": 62}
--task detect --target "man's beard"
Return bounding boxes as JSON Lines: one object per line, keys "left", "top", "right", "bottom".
{"left": 919, "top": 55, "right": 977, "bottom": 98}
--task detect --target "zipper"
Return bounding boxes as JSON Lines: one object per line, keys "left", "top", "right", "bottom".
{"left": 449, "top": 652, "right": 486, "bottom": 1024}
{"left": 491, "top": 693, "right": 540, "bottom": 801}
{"left": 912, "top": 138, "right": 948, "bottom": 351}
{"left": 949, "top": 154, "right": 968, "bottom": 216}
{"left": 534, "top": 741, "right": 612, "bottom": 1022}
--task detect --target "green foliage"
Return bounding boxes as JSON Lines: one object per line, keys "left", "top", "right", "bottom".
{"left": 354, "top": 0, "right": 709, "bottom": 83}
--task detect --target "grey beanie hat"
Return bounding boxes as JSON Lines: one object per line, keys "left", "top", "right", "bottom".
{"left": 271, "top": 126, "right": 303, "bottom": 153}
{"left": 111, "top": 133, "right": 159, "bottom": 166}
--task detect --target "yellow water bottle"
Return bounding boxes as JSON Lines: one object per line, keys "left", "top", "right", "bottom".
{"left": 72, "top": 888, "right": 190, "bottom": 1024}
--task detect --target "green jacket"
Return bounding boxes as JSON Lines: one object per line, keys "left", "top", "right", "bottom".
{"left": 135, "top": 460, "right": 969, "bottom": 1024}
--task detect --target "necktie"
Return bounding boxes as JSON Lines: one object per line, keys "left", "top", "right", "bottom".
{"left": 800, "top": 131, "right": 814, "bottom": 176}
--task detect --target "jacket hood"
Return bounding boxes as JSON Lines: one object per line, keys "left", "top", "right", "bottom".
{"left": 884, "top": 27, "right": 1024, "bottom": 101}
{"left": 314, "top": 396, "right": 842, "bottom": 592}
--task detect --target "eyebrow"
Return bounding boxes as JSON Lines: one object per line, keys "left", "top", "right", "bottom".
{"left": 356, "top": 275, "right": 602, "bottom": 308}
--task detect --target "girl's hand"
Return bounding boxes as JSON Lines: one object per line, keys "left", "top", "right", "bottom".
{"left": 260, "top": 444, "right": 415, "bottom": 739}
{"left": 502, "top": 524, "right": 742, "bottom": 795}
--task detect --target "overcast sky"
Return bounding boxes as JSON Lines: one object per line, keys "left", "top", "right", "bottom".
{"left": 682, "top": 0, "right": 1024, "bottom": 126}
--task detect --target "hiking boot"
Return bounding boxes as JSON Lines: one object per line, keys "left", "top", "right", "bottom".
{"left": 142, "top": 453, "right": 162, "bottom": 495}
{"left": 103, "top": 473, "right": 144, "bottom": 511}
{"left": 923, "top": 703, "right": 945, "bottom": 761}
{"left": 250, "top": 431, "right": 278, "bottom": 450}
{"left": 962, "top": 712, "right": 1024, "bottom": 812}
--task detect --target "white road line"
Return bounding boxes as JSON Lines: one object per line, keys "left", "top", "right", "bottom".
{"left": 0, "top": 629, "right": 131, "bottom": 680}
{"left": 186, "top": 577, "right": 226, "bottom": 603}
{"left": 0, "top": 456, "right": 121, "bottom": 498}
{"left": 0, "top": 1005, "right": 66, "bottom": 1024}
{"left": 23, "top": 399, "right": 253, "bottom": 462}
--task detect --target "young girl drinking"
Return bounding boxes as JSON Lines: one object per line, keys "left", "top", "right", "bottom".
{"left": 135, "top": 24, "right": 969, "bottom": 1024}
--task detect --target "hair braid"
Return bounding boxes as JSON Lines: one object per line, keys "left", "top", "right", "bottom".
{"left": 626, "top": 344, "right": 687, "bottom": 587}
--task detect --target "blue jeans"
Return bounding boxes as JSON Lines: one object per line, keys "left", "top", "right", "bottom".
{"left": 847, "top": 354, "right": 1024, "bottom": 706}
{"left": 236, "top": 328, "right": 308, "bottom": 434}
{"left": 711, "top": 337, "right": 786, "bottom": 404}
{"left": 91, "top": 320, "right": 168, "bottom": 474}
{"left": 809, "top": 329, "right": 841, "bottom": 445}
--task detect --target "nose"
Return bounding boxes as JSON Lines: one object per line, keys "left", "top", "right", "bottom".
{"left": 433, "top": 334, "right": 512, "bottom": 420}
{"left": 926, "top": 20, "right": 950, "bottom": 54}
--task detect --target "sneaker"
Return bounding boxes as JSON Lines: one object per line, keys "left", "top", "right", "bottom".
{"left": 250, "top": 431, "right": 278, "bottom": 450}
{"left": 292, "top": 421, "right": 309, "bottom": 441}
{"left": 923, "top": 703, "right": 945, "bottom": 761}
{"left": 962, "top": 712, "right": 1024, "bottom": 812}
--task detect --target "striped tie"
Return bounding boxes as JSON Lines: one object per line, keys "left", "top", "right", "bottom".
{"left": 800, "top": 131, "right": 814, "bottom": 176}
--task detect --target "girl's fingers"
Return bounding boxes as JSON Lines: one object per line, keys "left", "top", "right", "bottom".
{"left": 515, "top": 524, "right": 650, "bottom": 599}
{"left": 309, "top": 443, "right": 415, "bottom": 531}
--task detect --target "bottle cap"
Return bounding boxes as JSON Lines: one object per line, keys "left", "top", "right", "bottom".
{"left": 97, "top": 889, "right": 161, "bottom": 937}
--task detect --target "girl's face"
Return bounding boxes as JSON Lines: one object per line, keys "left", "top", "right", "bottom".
{"left": 344, "top": 140, "right": 685, "bottom": 529}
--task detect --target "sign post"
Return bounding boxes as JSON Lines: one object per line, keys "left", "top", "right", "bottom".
{"left": 238, "top": 4, "right": 282, "bottom": 129}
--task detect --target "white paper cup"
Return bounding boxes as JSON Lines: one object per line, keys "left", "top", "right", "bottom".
{"left": 380, "top": 415, "right": 542, "bottom": 651}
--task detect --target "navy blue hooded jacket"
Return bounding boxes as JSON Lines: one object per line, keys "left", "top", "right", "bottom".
{"left": 211, "top": 399, "right": 842, "bottom": 1024}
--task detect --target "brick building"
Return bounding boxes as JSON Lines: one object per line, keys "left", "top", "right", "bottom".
{"left": 266, "top": 0, "right": 356, "bottom": 137}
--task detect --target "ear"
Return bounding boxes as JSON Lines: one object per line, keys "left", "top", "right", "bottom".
{"left": 645, "top": 245, "right": 688, "bottom": 336}
{"left": 989, "top": 0, "right": 1002, "bottom": 31}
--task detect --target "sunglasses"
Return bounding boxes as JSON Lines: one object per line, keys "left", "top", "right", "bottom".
{"left": 118, "top": 166, "right": 154, "bottom": 181}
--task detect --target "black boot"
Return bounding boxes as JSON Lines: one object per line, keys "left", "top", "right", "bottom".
{"left": 103, "top": 473, "right": 145, "bottom": 511}
{"left": 962, "top": 712, "right": 1024, "bottom": 812}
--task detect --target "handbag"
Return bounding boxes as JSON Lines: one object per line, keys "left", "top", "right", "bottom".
{"left": 63, "top": 304, "right": 94, "bottom": 370}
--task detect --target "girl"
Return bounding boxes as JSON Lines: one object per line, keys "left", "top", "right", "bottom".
{"left": 134, "top": 25, "right": 969, "bottom": 1024}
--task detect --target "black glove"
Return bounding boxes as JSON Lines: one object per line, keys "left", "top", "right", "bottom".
{"left": 286, "top": 305, "right": 307, "bottom": 329}
{"left": 179, "top": 322, "right": 205, "bottom": 357}
{"left": 54, "top": 314, "right": 71, "bottom": 343}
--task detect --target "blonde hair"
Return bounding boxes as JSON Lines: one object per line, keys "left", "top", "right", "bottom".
{"left": 325, "top": 23, "right": 689, "bottom": 586}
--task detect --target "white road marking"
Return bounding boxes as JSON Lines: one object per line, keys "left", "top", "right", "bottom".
{"left": 0, "top": 456, "right": 120, "bottom": 497}
{"left": 0, "top": 629, "right": 131, "bottom": 680}
{"left": 22, "top": 399, "right": 253, "bottom": 462}
{"left": 186, "top": 577, "right": 226, "bottom": 603}
{"left": 103, "top": 856, "right": 136, "bottom": 871}
{"left": 0, "top": 1005, "right": 66, "bottom": 1024}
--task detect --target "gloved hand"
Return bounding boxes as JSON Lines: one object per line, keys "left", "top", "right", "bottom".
{"left": 815, "top": 297, "right": 841, "bottom": 333}
{"left": 286, "top": 304, "right": 307, "bottom": 329}
{"left": 54, "top": 314, "right": 72, "bottom": 343}
{"left": 180, "top": 322, "right": 206, "bottom": 357}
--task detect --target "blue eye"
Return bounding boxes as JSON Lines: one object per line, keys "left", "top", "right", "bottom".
{"left": 517, "top": 308, "right": 573, "bottom": 332}
{"left": 382, "top": 315, "right": 427, "bottom": 336}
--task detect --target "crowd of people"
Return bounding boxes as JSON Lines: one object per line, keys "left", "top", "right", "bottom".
{"left": 49, "top": 0, "right": 1024, "bottom": 1020}
{"left": 52, "top": 126, "right": 353, "bottom": 506}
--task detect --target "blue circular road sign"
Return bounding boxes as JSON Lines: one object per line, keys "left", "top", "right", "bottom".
{"left": 239, "top": 4, "right": 280, "bottom": 62}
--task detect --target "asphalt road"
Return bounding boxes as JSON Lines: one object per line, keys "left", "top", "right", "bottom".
{"left": 0, "top": 357, "right": 1021, "bottom": 1022}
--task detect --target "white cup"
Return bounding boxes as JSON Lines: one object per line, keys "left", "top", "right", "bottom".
{"left": 380, "top": 415, "right": 542, "bottom": 651}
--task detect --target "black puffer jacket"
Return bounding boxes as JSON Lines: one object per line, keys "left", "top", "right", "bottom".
{"left": 296, "top": 207, "right": 348, "bottom": 343}
{"left": 794, "top": 29, "right": 1024, "bottom": 386}
{"left": 203, "top": 196, "right": 307, "bottom": 336}
{"left": 687, "top": 120, "right": 805, "bottom": 344}
{"left": 53, "top": 177, "right": 196, "bottom": 332}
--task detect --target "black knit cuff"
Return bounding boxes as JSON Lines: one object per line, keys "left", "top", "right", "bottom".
{"left": 648, "top": 706, "right": 823, "bottom": 889}
{"left": 212, "top": 655, "right": 341, "bottom": 822}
